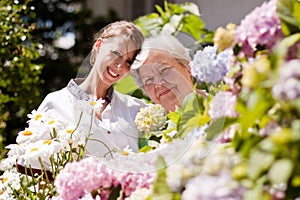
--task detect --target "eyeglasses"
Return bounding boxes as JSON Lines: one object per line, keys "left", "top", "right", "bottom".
{"left": 141, "top": 66, "right": 173, "bottom": 86}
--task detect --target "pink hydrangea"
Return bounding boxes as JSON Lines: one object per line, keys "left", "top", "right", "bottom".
{"left": 120, "top": 172, "right": 153, "bottom": 197}
{"left": 236, "top": 0, "right": 283, "bottom": 57}
{"left": 54, "top": 157, "right": 115, "bottom": 200}
{"left": 54, "top": 157, "right": 154, "bottom": 200}
{"left": 209, "top": 91, "right": 238, "bottom": 120}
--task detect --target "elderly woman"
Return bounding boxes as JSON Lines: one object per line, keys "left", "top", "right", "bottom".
{"left": 131, "top": 33, "right": 206, "bottom": 112}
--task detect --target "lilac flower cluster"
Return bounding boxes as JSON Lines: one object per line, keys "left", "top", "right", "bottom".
{"left": 236, "top": 0, "right": 283, "bottom": 57}
{"left": 182, "top": 172, "right": 244, "bottom": 200}
{"left": 208, "top": 91, "right": 238, "bottom": 120}
{"left": 272, "top": 59, "right": 300, "bottom": 101}
{"left": 54, "top": 157, "right": 153, "bottom": 200}
{"left": 190, "top": 46, "right": 232, "bottom": 84}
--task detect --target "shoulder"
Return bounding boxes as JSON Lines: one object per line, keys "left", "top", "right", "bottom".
{"left": 37, "top": 87, "right": 71, "bottom": 112}
{"left": 112, "top": 90, "right": 147, "bottom": 107}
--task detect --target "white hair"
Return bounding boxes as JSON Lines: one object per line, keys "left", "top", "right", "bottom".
{"left": 131, "top": 33, "right": 191, "bottom": 88}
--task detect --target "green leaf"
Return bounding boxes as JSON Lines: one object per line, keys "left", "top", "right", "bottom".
{"left": 134, "top": 13, "right": 162, "bottom": 36}
{"left": 167, "top": 111, "right": 181, "bottom": 124}
{"left": 177, "top": 92, "right": 207, "bottom": 138}
{"left": 277, "top": 0, "right": 300, "bottom": 35}
{"left": 181, "top": 15, "right": 205, "bottom": 41}
{"left": 180, "top": 2, "right": 200, "bottom": 16}
{"left": 268, "top": 159, "right": 294, "bottom": 185}
{"left": 108, "top": 184, "right": 122, "bottom": 200}
{"left": 272, "top": 33, "right": 300, "bottom": 67}
{"left": 236, "top": 90, "right": 271, "bottom": 137}
{"left": 151, "top": 157, "right": 174, "bottom": 200}
{"left": 155, "top": 4, "right": 169, "bottom": 23}
{"left": 206, "top": 117, "right": 237, "bottom": 140}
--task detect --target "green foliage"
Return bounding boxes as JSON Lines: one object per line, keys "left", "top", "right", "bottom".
{"left": 149, "top": 157, "right": 181, "bottom": 200}
{"left": 206, "top": 117, "right": 237, "bottom": 140}
{"left": 134, "top": 0, "right": 213, "bottom": 43}
{"left": 229, "top": 5, "right": 300, "bottom": 197}
{"left": 0, "top": 0, "right": 43, "bottom": 149}
{"left": 175, "top": 92, "right": 210, "bottom": 139}
{"left": 277, "top": 0, "right": 300, "bottom": 35}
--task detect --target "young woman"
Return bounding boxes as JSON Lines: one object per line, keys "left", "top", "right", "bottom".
{"left": 37, "top": 21, "right": 146, "bottom": 158}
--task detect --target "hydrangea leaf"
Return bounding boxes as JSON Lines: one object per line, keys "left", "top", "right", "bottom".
{"left": 177, "top": 92, "right": 207, "bottom": 138}
{"left": 206, "top": 117, "right": 237, "bottom": 140}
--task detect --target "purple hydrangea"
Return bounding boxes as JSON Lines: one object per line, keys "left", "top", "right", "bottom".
{"left": 208, "top": 91, "right": 238, "bottom": 120}
{"left": 236, "top": 0, "right": 283, "bottom": 57}
{"left": 190, "top": 46, "right": 232, "bottom": 84}
{"left": 272, "top": 59, "right": 300, "bottom": 101}
{"left": 181, "top": 172, "right": 244, "bottom": 200}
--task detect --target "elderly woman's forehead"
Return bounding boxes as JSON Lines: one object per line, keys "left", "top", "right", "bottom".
{"left": 145, "top": 50, "right": 175, "bottom": 63}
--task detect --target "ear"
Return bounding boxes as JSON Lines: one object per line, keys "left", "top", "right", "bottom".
{"left": 95, "top": 38, "right": 103, "bottom": 50}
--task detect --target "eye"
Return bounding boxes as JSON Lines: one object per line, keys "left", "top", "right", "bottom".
{"left": 144, "top": 77, "right": 154, "bottom": 85}
{"left": 159, "top": 67, "right": 171, "bottom": 76}
{"left": 126, "top": 59, "right": 134, "bottom": 66}
{"left": 112, "top": 50, "right": 121, "bottom": 57}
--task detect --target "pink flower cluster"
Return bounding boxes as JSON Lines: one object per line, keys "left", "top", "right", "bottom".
{"left": 236, "top": 0, "right": 283, "bottom": 57}
{"left": 54, "top": 157, "right": 153, "bottom": 200}
{"left": 120, "top": 172, "right": 153, "bottom": 197}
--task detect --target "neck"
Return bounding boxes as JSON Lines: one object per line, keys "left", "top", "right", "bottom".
{"left": 79, "top": 70, "right": 110, "bottom": 100}
{"left": 95, "top": 79, "right": 110, "bottom": 100}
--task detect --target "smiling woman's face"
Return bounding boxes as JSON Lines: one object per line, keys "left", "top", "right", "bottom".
{"left": 139, "top": 50, "right": 194, "bottom": 112}
{"left": 94, "top": 35, "right": 138, "bottom": 87}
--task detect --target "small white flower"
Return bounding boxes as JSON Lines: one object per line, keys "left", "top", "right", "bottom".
{"left": 0, "top": 168, "right": 21, "bottom": 197}
{"left": 27, "top": 109, "right": 44, "bottom": 122}
{"left": 89, "top": 98, "right": 105, "bottom": 113}
{"left": 19, "top": 139, "right": 63, "bottom": 168}
{"left": 121, "top": 145, "right": 134, "bottom": 156}
{"left": 16, "top": 126, "right": 51, "bottom": 144}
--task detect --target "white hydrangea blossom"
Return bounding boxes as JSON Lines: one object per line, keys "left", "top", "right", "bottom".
{"left": 135, "top": 104, "right": 166, "bottom": 134}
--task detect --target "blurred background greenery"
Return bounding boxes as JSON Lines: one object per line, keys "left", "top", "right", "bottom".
{"left": 0, "top": 0, "right": 120, "bottom": 156}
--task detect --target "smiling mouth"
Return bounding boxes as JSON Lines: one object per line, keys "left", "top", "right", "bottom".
{"left": 107, "top": 67, "right": 119, "bottom": 78}
{"left": 159, "top": 88, "right": 171, "bottom": 97}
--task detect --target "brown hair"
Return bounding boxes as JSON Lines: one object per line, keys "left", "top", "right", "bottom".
{"left": 90, "top": 20, "right": 144, "bottom": 66}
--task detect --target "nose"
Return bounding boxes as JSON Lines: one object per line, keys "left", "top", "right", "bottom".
{"left": 114, "top": 60, "right": 128, "bottom": 72}
{"left": 115, "top": 63, "right": 121, "bottom": 69}
{"left": 153, "top": 74, "right": 165, "bottom": 85}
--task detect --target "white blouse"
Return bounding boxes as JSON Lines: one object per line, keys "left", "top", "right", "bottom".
{"left": 37, "top": 79, "right": 147, "bottom": 158}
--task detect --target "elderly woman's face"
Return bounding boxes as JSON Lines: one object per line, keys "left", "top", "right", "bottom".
{"left": 139, "top": 50, "right": 194, "bottom": 112}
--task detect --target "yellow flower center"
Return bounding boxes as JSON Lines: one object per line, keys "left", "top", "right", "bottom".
{"left": 22, "top": 130, "right": 32, "bottom": 136}
{"left": 34, "top": 114, "right": 42, "bottom": 121}
{"left": 89, "top": 101, "right": 97, "bottom": 106}
{"left": 1, "top": 177, "right": 8, "bottom": 184}
{"left": 48, "top": 119, "right": 55, "bottom": 125}
{"left": 66, "top": 129, "right": 73, "bottom": 134}
{"left": 43, "top": 140, "right": 52, "bottom": 145}
{"left": 30, "top": 147, "right": 39, "bottom": 152}
{"left": 121, "top": 151, "right": 129, "bottom": 156}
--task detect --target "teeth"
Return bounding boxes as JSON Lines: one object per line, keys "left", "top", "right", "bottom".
{"left": 108, "top": 67, "right": 118, "bottom": 77}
